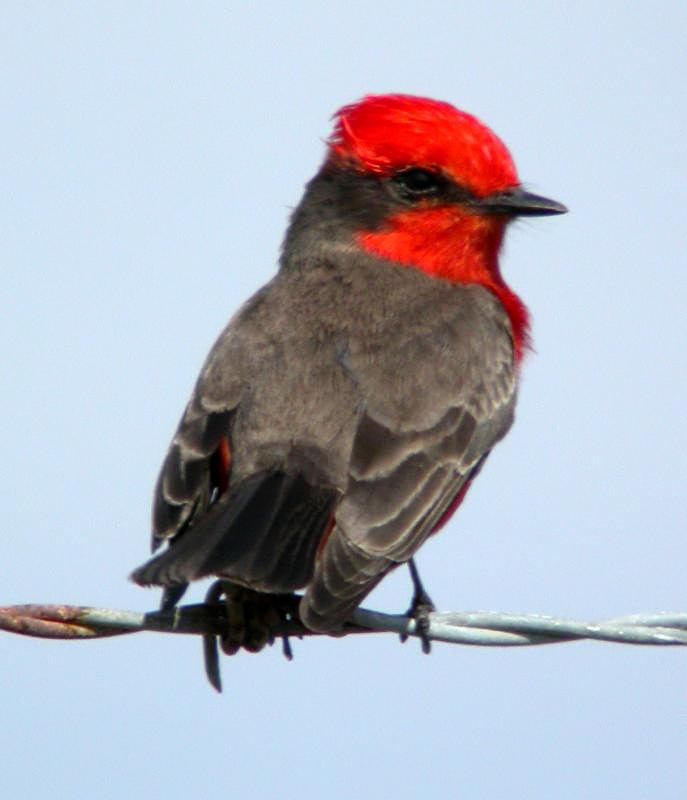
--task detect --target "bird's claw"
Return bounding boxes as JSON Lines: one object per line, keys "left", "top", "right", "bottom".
{"left": 400, "top": 559, "right": 435, "bottom": 654}
{"left": 202, "top": 581, "right": 299, "bottom": 691}
{"left": 409, "top": 599, "right": 434, "bottom": 655}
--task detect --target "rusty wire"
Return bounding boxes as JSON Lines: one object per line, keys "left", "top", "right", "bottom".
{"left": 2, "top": 600, "right": 686, "bottom": 691}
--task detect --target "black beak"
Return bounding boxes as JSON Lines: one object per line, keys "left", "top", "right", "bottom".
{"left": 477, "top": 187, "right": 567, "bottom": 217}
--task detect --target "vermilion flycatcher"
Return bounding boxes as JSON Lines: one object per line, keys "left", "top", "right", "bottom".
{"left": 132, "top": 94, "right": 566, "bottom": 640}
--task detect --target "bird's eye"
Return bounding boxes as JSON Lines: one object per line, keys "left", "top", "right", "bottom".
{"left": 392, "top": 167, "right": 443, "bottom": 198}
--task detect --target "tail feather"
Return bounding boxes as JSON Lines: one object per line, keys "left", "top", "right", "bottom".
{"left": 131, "top": 471, "right": 337, "bottom": 595}
{"left": 260, "top": 495, "right": 334, "bottom": 590}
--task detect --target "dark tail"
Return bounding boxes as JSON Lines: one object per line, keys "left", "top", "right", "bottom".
{"left": 131, "top": 471, "right": 337, "bottom": 594}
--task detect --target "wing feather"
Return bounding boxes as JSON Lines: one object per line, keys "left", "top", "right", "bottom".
{"left": 300, "top": 336, "right": 517, "bottom": 632}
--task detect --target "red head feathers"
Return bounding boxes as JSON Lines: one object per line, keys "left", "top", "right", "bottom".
{"left": 328, "top": 93, "right": 519, "bottom": 197}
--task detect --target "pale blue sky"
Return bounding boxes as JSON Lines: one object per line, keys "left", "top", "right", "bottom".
{"left": 2, "top": 3, "right": 686, "bottom": 799}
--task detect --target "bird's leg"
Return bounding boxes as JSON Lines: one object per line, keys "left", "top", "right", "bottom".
{"left": 159, "top": 583, "right": 188, "bottom": 611}
{"left": 400, "top": 559, "right": 435, "bottom": 654}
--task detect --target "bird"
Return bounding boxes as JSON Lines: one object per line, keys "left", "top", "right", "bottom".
{"left": 131, "top": 93, "right": 566, "bottom": 648}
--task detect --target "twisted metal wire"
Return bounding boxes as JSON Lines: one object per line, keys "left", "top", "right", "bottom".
{"left": 3, "top": 599, "right": 686, "bottom": 690}
{"left": 2, "top": 601, "right": 687, "bottom": 645}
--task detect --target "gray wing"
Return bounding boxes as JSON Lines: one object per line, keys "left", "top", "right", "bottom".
{"left": 299, "top": 284, "right": 517, "bottom": 631}
{"left": 132, "top": 278, "right": 359, "bottom": 595}
{"left": 132, "top": 260, "right": 518, "bottom": 634}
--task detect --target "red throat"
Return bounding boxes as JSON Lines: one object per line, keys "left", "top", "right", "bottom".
{"left": 357, "top": 207, "right": 530, "bottom": 362}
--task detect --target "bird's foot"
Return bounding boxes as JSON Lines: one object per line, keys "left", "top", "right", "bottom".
{"left": 400, "top": 559, "right": 435, "bottom": 654}
{"left": 202, "top": 581, "right": 300, "bottom": 691}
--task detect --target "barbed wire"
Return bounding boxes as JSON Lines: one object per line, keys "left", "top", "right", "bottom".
{"left": 2, "top": 597, "right": 686, "bottom": 691}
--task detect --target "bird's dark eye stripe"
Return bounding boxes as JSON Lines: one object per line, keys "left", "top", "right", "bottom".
{"left": 389, "top": 167, "right": 478, "bottom": 206}
{"left": 392, "top": 167, "right": 443, "bottom": 196}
